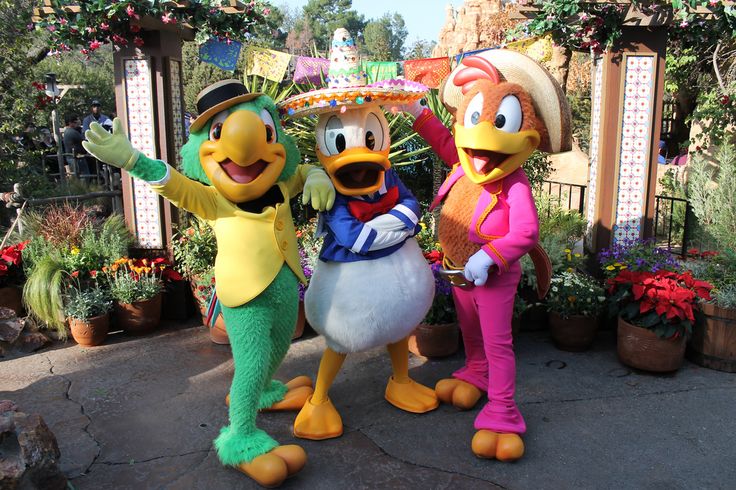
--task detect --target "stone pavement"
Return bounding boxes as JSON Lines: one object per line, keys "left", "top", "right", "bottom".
{"left": 2, "top": 320, "right": 735, "bottom": 490}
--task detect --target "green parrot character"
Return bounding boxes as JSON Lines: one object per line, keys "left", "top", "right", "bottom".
{"left": 82, "top": 80, "right": 335, "bottom": 487}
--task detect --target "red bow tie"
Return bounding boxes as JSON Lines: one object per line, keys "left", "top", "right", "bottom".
{"left": 348, "top": 187, "right": 399, "bottom": 222}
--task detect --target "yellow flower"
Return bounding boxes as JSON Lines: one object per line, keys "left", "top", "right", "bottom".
{"left": 419, "top": 222, "right": 427, "bottom": 230}
{"left": 574, "top": 253, "right": 582, "bottom": 258}
{"left": 613, "top": 262, "right": 622, "bottom": 267}
{"left": 70, "top": 246, "right": 80, "bottom": 255}
{"left": 620, "top": 265, "right": 628, "bottom": 269}
{"left": 564, "top": 248, "right": 571, "bottom": 253}
{"left": 606, "top": 265, "right": 615, "bottom": 271}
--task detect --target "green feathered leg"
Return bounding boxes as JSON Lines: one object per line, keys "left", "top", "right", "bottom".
{"left": 214, "top": 266, "right": 298, "bottom": 466}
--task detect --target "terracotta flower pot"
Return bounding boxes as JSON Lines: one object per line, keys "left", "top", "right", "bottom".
{"left": 69, "top": 313, "right": 109, "bottom": 347}
{"left": 688, "top": 303, "right": 736, "bottom": 373}
{"left": 617, "top": 316, "right": 685, "bottom": 372}
{"left": 202, "top": 314, "right": 229, "bottom": 345}
{"left": 408, "top": 323, "right": 459, "bottom": 358}
{"left": 293, "top": 301, "right": 306, "bottom": 340}
{"left": 549, "top": 311, "right": 599, "bottom": 352}
{"left": 0, "top": 286, "right": 23, "bottom": 316}
{"left": 114, "top": 293, "right": 162, "bottom": 335}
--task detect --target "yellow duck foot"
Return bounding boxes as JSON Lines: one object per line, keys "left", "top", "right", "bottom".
{"left": 293, "top": 395, "right": 343, "bottom": 440}
{"left": 385, "top": 377, "right": 439, "bottom": 413}
{"left": 435, "top": 378, "right": 483, "bottom": 410}
{"left": 226, "top": 376, "right": 314, "bottom": 409}
{"left": 235, "top": 444, "right": 307, "bottom": 488}
{"left": 471, "top": 430, "right": 525, "bottom": 462}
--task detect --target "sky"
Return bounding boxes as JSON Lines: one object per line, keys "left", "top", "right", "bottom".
{"left": 280, "top": 0, "right": 464, "bottom": 45}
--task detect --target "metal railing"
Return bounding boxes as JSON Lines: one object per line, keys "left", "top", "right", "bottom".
{"left": 653, "top": 194, "right": 691, "bottom": 256}
{"left": 540, "top": 180, "right": 587, "bottom": 215}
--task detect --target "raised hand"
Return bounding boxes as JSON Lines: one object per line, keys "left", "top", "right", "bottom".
{"left": 82, "top": 118, "right": 140, "bottom": 171}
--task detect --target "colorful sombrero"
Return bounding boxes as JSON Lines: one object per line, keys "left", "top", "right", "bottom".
{"left": 279, "top": 28, "right": 428, "bottom": 118}
{"left": 440, "top": 49, "right": 572, "bottom": 154}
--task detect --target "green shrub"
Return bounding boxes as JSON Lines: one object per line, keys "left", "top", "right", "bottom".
{"left": 64, "top": 285, "right": 112, "bottom": 320}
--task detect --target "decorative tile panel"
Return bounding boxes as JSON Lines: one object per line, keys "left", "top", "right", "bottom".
{"left": 169, "top": 59, "right": 184, "bottom": 167}
{"left": 613, "top": 55, "right": 655, "bottom": 246}
{"left": 586, "top": 56, "right": 603, "bottom": 245}
{"left": 124, "top": 58, "right": 162, "bottom": 249}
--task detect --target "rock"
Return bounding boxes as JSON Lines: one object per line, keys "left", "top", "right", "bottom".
{"left": 0, "top": 308, "right": 23, "bottom": 344}
{"left": 17, "top": 331, "right": 51, "bottom": 353}
{"left": 0, "top": 409, "right": 67, "bottom": 490}
{"left": 433, "top": 0, "right": 508, "bottom": 58}
{"left": 0, "top": 400, "right": 18, "bottom": 413}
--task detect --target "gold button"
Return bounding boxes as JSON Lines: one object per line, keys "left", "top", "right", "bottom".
{"left": 275, "top": 220, "right": 284, "bottom": 231}
{"left": 281, "top": 240, "right": 288, "bottom": 250}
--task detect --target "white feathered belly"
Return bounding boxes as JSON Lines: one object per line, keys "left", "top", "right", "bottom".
{"left": 304, "top": 238, "right": 434, "bottom": 354}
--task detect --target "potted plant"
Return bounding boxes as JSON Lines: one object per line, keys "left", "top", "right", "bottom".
{"left": 607, "top": 269, "right": 713, "bottom": 372}
{"left": 0, "top": 241, "right": 28, "bottom": 316}
{"left": 64, "top": 279, "right": 112, "bottom": 347}
{"left": 686, "top": 250, "right": 736, "bottom": 372}
{"left": 106, "top": 258, "right": 163, "bottom": 335}
{"left": 408, "top": 253, "right": 459, "bottom": 358}
{"left": 295, "top": 218, "right": 323, "bottom": 340}
{"left": 189, "top": 267, "right": 229, "bottom": 344}
{"left": 547, "top": 271, "right": 606, "bottom": 351}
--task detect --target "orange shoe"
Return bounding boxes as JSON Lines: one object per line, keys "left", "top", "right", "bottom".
{"left": 384, "top": 377, "right": 438, "bottom": 413}
{"left": 293, "top": 395, "right": 343, "bottom": 440}
{"left": 235, "top": 444, "right": 306, "bottom": 487}
{"left": 471, "top": 430, "right": 524, "bottom": 462}
{"left": 435, "top": 378, "right": 483, "bottom": 410}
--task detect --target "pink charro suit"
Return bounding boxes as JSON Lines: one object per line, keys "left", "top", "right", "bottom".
{"left": 415, "top": 109, "right": 539, "bottom": 434}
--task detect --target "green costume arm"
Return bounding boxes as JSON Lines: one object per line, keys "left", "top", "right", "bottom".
{"left": 288, "top": 164, "right": 335, "bottom": 212}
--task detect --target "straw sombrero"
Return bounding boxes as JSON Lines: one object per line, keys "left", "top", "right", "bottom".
{"left": 440, "top": 49, "right": 572, "bottom": 154}
{"left": 279, "top": 28, "right": 428, "bottom": 118}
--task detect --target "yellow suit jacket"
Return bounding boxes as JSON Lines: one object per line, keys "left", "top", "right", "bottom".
{"left": 151, "top": 166, "right": 309, "bottom": 308}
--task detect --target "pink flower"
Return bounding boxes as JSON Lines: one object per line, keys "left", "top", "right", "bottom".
{"left": 709, "top": 0, "right": 719, "bottom": 5}
{"left": 126, "top": 6, "right": 140, "bottom": 20}
{"left": 161, "top": 13, "right": 177, "bottom": 24}
{"left": 47, "top": 25, "right": 56, "bottom": 32}
{"left": 129, "top": 24, "right": 141, "bottom": 33}
{"left": 59, "top": 17, "right": 68, "bottom": 25}
{"left": 100, "top": 22, "right": 109, "bottom": 31}
{"left": 680, "top": 20, "right": 689, "bottom": 27}
{"left": 263, "top": 8, "right": 271, "bottom": 15}
{"left": 89, "top": 40, "right": 102, "bottom": 50}
{"left": 133, "top": 36, "right": 144, "bottom": 48}
{"left": 112, "top": 34, "right": 127, "bottom": 46}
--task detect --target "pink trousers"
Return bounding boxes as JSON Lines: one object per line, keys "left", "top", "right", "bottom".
{"left": 451, "top": 262, "right": 526, "bottom": 434}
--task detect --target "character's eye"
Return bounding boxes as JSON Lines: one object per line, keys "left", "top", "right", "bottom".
{"left": 463, "top": 92, "right": 484, "bottom": 128}
{"left": 364, "top": 112, "right": 385, "bottom": 151}
{"left": 494, "top": 95, "right": 523, "bottom": 133}
{"left": 208, "top": 111, "right": 229, "bottom": 141}
{"left": 260, "top": 109, "right": 277, "bottom": 144}
{"left": 323, "top": 116, "right": 346, "bottom": 155}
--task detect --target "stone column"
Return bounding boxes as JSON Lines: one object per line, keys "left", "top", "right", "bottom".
{"left": 112, "top": 28, "right": 187, "bottom": 251}
{"left": 585, "top": 27, "right": 668, "bottom": 252}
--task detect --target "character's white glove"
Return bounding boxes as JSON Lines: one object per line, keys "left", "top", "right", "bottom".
{"left": 365, "top": 213, "right": 407, "bottom": 232}
{"left": 302, "top": 168, "right": 335, "bottom": 212}
{"left": 464, "top": 249, "right": 495, "bottom": 286}
{"left": 367, "top": 228, "right": 410, "bottom": 251}
{"left": 396, "top": 99, "right": 427, "bottom": 119}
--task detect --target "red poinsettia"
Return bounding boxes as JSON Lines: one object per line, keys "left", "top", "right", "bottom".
{"left": 607, "top": 269, "right": 713, "bottom": 339}
{"left": 423, "top": 250, "right": 444, "bottom": 265}
{"left": 0, "top": 241, "right": 28, "bottom": 286}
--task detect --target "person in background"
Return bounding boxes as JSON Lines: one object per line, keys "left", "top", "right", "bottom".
{"left": 63, "top": 114, "right": 90, "bottom": 176}
{"left": 82, "top": 100, "right": 112, "bottom": 134}
{"left": 19, "top": 122, "right": 38, "bottom": 151}
{"left": 671, "top": 143, "right": 689, "bottom": 166}
{"left": 657, "top": 140, "right": 668, "bottom": 164}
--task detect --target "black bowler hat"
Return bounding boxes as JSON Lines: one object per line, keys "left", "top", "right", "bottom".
{"left": 190, "top": 79, "right": 263, "bottom": 133}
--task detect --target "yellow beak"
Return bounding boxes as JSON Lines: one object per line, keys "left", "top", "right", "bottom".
{"left": 317, "top": 146, "right": 390, "bottom": 196}
{"left": 454, "top": 121, "right": 540, "bottom": 185}
{"left": 198, "top": 109, "right": 286, "bottom": 203}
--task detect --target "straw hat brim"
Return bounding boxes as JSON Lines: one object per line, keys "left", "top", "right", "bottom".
{"left": 278, "top": 82, "right": 427, "bottom": 118}
{"left": 440, "top": 49, "right": 572, "bottom": 154}
{"left": 190, "top": 93, "right": 263, "bottom": 133}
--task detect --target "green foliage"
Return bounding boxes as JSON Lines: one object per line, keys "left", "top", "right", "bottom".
{"left": 171, "top": 219, "right": 217, "bottom": 279}
{"left": 63, "top": 284, "right": 112, "bottom": 320}
{"left": 689, "top": 82, "right": 736, "bottom": 149}
{"left": 567, "top": 87, "right": 591, "bottom": 154}
{"left": 301, "top": 0, "right": 366, "bottom": 53}
{"left": 656, "top": 167, "right": 688, "bottom": 246}
{"left": 362, "top": 13, "right": 407, "bottom": 61}
{"left": 547, "top": 271, "right": 606, "bottom": 318}
{"left": 713, "top": 283, "right": 736, "bottom": 309}
{"left": 687, "top": 143, "right": 736, "bottom": 249}
{"left": 108, "top": 270, "right": 162, "bottom": 304}
{"left": 22, "top": 255, "right": 67, "bottom": 334}
{"left": 405, "top": 39, "right": 437, "bottom": 60}
{"left": 525, "top": 150, "right": 554, "bottom": 192}
{"left": 686, "top": 249, "right": 736, "bottom": 308}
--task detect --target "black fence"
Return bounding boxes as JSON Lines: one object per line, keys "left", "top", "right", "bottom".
{"left": 539, "top": 180, "right": 691, "bottom": 256}
{"left": 540, "top": 180, "right": 587, "bottom": 215}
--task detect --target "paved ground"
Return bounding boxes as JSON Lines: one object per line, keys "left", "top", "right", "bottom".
{"left": 2, "top": 319, "right": 736, "bottom": 490}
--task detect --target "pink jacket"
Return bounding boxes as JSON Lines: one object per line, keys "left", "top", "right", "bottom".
{"left": 414, "top": 109, "right": 539, "bottom": 272}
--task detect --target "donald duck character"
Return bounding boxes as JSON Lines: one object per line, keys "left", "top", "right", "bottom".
{"left": 402, "top": 50, "right": 571, "bottom": 461}
{"left": 82, "top": 80, "right": 335, "bottom": 487}
{"left": 278, "top": 28, "right": 437, "bottom": 440}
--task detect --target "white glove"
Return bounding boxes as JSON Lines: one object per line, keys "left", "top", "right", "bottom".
{"left": 365, "top": 213, "right": 407, "bottom": 232}
{"left": 464, "top": 249, "right": 495, "bottom": 286}
{"left": 367, "top": 228, "right": 410, "bottom": 251}
{"left": 397, "top": 99, "right": 427, "bottom": 119}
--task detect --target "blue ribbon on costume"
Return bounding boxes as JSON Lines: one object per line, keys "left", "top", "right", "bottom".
{"left": 205, "top": 287, "right": 222, "bottom": 328}
{"left": 199, "top": 37, "right": 242, "bottom": 72}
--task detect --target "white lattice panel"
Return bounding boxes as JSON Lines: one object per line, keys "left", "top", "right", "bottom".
{"left": 613, "top": 55, "right": 655, "bottom": 245}
{"left": 169, "top": 59, "right": 184, "bottom": 167}
{"left": 124, "top": 58, "right": 162, "bottom": 249}
{"left": 586, "top": 56, "right": 604, "bottom": 245}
